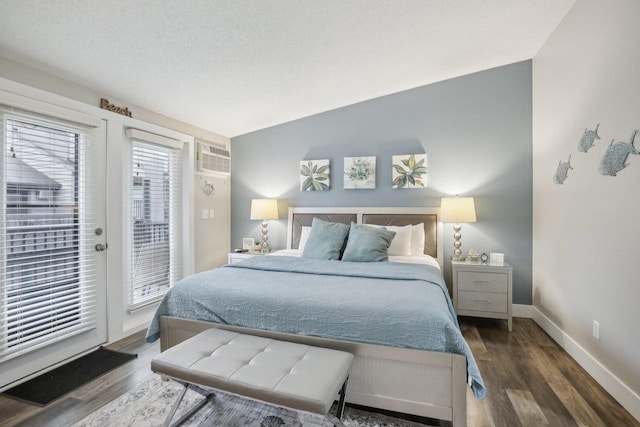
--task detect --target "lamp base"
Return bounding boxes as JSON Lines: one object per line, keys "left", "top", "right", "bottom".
{"left": 261, "top": 220, "right": 270, "bottom": 253}
{"left": 452, "top": 224, "right": 463, "bottom": 262}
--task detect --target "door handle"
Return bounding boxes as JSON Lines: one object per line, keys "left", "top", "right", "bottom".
{"left": 95, "top": 243, "right": 107, "bottom": 252}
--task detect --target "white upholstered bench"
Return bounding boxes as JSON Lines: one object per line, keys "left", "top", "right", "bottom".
{"left": 151, "top": 328, "right": 354, "bottom": 427}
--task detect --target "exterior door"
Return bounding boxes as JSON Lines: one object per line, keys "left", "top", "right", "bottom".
{"left": 0, "top": 111, "right": 107, "bottom": 389}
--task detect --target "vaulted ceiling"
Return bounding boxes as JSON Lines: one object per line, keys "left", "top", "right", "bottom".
{"left": 0, "top": 0, "right": 575, "bottom": 137}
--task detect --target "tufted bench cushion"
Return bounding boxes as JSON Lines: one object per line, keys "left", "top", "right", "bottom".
{"left": 151, "top": 328, "right": 353, "bottom": 417}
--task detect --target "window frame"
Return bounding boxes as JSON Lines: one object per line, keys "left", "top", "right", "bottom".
{"left": 124, "top": 129, "right": 188, "bottom": 312}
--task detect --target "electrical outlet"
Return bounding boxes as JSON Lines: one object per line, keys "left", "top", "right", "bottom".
{"left": 201, "top": 209, "right": 209, "bottom": 220}
{"left": 593, "top": 320, "right": 600, "bottom": 340}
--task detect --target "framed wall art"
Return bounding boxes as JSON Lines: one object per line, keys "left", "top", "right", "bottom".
{"left": 344, "top": 156, "right": 376, "bottom": 189}
{"left": 300, "top": 159, "right": 330, "bottom": 191}
{"left": 392, "top": 154, "right": 427, "bottom": 188}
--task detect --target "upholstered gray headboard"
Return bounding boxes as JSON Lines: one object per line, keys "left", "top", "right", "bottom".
{"left": 286, "top": 207, "right": 442, "bottom": 266}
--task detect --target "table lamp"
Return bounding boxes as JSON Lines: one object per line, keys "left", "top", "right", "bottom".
{"left": 250, "top": 199, "right": 278, "bottom": 252}
{"left": 440, "top": 196, "right": 476, "bottom": 261}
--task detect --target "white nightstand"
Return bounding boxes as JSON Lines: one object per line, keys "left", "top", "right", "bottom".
{"left": 451, "top": 260, "right": 513, "bottom": 331}
{"left": 227, "top": 251, "right": 265, "bottom": 264}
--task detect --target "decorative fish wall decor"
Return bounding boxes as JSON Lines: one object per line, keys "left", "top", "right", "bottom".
{"left": 578, "top": 124, "right": 600, "bottom": 152}
{"left": 598, "top": 130, "right": 639, "bottom": 176}
{"left": 553, "top": 155, "right": 573, "bottom": 184}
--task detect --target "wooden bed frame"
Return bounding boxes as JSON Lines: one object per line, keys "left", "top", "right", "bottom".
{"left": 158, "top": 207, "right": 468, "bottom": 426}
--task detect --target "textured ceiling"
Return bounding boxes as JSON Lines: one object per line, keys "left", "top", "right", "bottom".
{"left": 0, "top": 0, "right": 574, "bottom": 137}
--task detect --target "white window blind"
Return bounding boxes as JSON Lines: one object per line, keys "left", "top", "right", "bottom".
{"left": 0, "top": 111, "right": 96, "bottom": 361}
{"left": 128, "top": 133, "right": 183, "bottom": 311}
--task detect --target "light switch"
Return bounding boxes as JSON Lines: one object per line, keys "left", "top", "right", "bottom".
{"left": 201, "top": 209, "right": 209, "bottom": 220}
{"left": 209, "top": 208, "right": 215, "bottom": 219}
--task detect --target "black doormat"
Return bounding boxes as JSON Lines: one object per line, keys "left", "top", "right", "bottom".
{"left": 2, "top": 347, "right": 137, "bottom": 406}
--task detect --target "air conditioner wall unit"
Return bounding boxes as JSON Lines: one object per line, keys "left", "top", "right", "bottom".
{"left": 196, "top": 140, "right": 230, "bottom": 177}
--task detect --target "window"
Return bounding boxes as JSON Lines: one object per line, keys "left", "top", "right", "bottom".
{"left": 0, "top": 113, "right": 96, "bottom": 360}
{"left": 128, "top": 131, "right": 183, "bottom": 311}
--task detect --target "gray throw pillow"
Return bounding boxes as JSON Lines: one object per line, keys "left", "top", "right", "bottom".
{"left": 301, "top": 218, "right": 350, "bottom": 260}
{"left": 341, "top": 223, "right": 396, "bottom": 262}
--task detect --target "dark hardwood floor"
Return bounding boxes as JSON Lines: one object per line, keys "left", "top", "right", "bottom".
{"left": 2, "top": 318, "right": 638, "bottom": 426}
{"left": 460, "top": 317, "right": 638, "bottom": 427}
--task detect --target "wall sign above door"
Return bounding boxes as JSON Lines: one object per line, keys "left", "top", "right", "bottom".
{"left": 100, "top": 98, "right": 132, "bottom": 118}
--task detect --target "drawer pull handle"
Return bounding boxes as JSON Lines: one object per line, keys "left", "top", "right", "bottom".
{"left": 474, "top": 299, "right": 491, "bottom": 304}
{"left": 474, "top": 280, "right": 490, "bottom": 285}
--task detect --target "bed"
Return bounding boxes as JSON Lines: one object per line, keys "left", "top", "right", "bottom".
{"left": 146, "top": 207, "right": 484, "bottom": 426}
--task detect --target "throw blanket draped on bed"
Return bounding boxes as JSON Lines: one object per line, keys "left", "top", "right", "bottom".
{"left": 145, "top": 256, "right": 485, "bottom": 399}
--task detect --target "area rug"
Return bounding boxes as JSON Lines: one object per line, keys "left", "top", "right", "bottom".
{"left": 72, "top": 376, "right": 432, "bottom": 427}
{"left": 3, "top": 347, "right": 137, "bottom": 406}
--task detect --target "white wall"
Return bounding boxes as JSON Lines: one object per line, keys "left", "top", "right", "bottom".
{"left": 193, "top": 172, "right": 231, "bottom": 272}
{"left": 0, "top": 57, "right": 231, "bottom": 342}
{"left": 532, "top": 0, "right": 640, "bottom": 419}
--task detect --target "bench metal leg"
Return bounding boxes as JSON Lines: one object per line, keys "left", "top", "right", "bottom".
{"left": 335, "top": 375, "right": 349, "bottom": 420}
{"left": 163, "top": 382, "right": 215, "bottom": 427}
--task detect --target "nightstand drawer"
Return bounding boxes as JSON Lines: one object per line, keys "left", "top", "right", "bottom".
{"left": 457, "top": 291, "right": 508, "bottom": 313}
{"left": 458, "top": 271, "right": 508, "bottom": 293}
{"left": 228, "top": 251, "right": 264, "bottom": 264}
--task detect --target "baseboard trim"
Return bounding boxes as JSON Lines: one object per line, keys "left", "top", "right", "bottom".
{"left": 512, "top": 303, "right": 534, "bottom": 318}
{"left": 530, "top": 306, "right": 640, "bottom": 422}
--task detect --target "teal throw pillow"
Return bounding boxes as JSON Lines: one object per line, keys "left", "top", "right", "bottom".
{"left": 301, "top": 218, "right": 350, "bottom": 260}
{"left": 341, "top": 223, "right": 396, "bottom": 262}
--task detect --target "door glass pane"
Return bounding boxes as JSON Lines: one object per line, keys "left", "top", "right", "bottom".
{"left": 1, "top": 116, "right": 96, "bottom": 360}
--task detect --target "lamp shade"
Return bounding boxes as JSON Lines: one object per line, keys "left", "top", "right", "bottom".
{"left": 250, "top": 199, "right": 278, "bottom": 220}
{"left": 440, "top": 197, "right": 476, "bottom": 223}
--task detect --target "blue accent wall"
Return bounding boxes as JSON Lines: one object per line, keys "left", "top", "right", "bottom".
{"left": 231, "top": 60, "right": 532, "bottom": 304}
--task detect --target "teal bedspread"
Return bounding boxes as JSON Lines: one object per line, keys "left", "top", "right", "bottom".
{"left": 145, "top": 256, "right": 485, "bottom": 399}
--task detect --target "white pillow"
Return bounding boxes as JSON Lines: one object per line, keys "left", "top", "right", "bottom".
{"left": 411, "top": 223, "right": 425, "bottom": 255}
{"left": 297, "top": 226, "right": 311, "bottom": 251}
{"left": 368, "top": 224, "right": 412, "bottom": 256}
